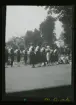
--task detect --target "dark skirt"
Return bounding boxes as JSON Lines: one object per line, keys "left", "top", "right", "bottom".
{"left": 24, "top": 55, "right": 27, "bottom": 62}
{"left": 35, "top": 51, "right": 42, "bottom": 64}
{"left": 54, "top": 55, "right": 58, "bottom": 61}
{"left": 17, "top": 56, "right": 20, "bottom": 62}
{"left": 41, "top": 52, "right": 47, "bottom": 63}
{"left": 54, "top": 52, "right": 58, "bottom": 62}
{"left": 30, "top": 52, "right": 36, "bottom": 65}
{"left": 10, "top": 55, "right": 14, "bottom": 62}
{"left": 50, "top": 53, "right": 54, "bottom": 63}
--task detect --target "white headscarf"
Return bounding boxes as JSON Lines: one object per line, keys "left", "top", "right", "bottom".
{"left": 14, "top": 50, "right": 17, "bottom": 54}
{"left": 40, "top": 47, "right": 45, "bottom": 52}
{"left": 46, "top": 46, "right": 50, "bottom": 52}
{"left": 23, "top": 50, "right": 25, "bottom": 54}
{"left": 54, "top": 49, "right": 57, "bottom": 53}
{"left": 15, "top": 49, "right": 18, "bottom": 53}
{"left": 28, "top": 46, "right": 33, "bottom": 54}
{"left": 8, "top": 48, "right": 11, "bottom": 53}
{"left": 47, "top": 46, "right": 50, "bottom": 49}
{"left": 50, "top": 49, "right": 53, "bottom": 53}
{"left": 35, "top": 46, "right": 39, "bottom": 52}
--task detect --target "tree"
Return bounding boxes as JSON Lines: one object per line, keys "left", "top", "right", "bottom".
{"left": 6, "top": 36, "right": 25, "bottom": 51}
{"left": 45, "top": 6, "right": 73, "bottom": 49}
{"left": 45, "top": 6, "right": 72, "bottom": 24}
{"left": 24, "top": 30, "right": 34, "bottom": 48}
{"left": 6, "top": 36, "right": 18, "bottom": 50}
{"left": 63, "top": 23, "right": 72, "bottom": 49}
{"left": 24, "top": 29, "right": 42, "bottom": 47}
{"left": 33, "top": 29, "right": 42, "bottom": 46}
{"left": 39, "top": 16, "right": 56, "bottom": 46}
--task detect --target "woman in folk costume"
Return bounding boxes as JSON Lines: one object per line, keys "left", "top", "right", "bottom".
{"left": 30, "top": 47, "right": 36, "bottom": 68}
{"left": 14, "top": 49, "right": 18, "bottom": 65}
{"left": 41, "top": 47, "right": 47, "bottom": 66}
{"left": 17, "top": 48, "right": 21, "bottom": 67}
{"left": 27, "top": 46, "right": 33, "bottom": 65}
{"left": 50, "top": 49, "right": 54, "bottom": 65}
{"left": 58, "top": 55, "right": 64, "bottom": 64}
{"left": 35, "top": 46, "right": 41, "bottom": 67}
{"left": 24, "top": 49, "right": 27, "bottom": 65}
{"left": 14, "top": 49, "right": 17, "bottom": 62}
{"left": 46, "top": 46, "right": 51, "bottom": 66}
{"left": 10, "top": 47, "right": 14, "bottom": 67}
{"left": 27, "top": 50, "right": 30, "bottom": 65}
{"left": 53, "top": 48, "right": 58, "bottom": 65}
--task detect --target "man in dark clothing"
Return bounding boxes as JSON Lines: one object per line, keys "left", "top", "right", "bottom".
{"left": 10, "top": 48, "right": 14, "bottom": 67}
{"left": 17, "top": 49, "right": 21, "bottom": 67}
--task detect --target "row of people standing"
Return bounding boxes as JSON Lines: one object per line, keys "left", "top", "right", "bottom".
{"left": 29, "top": 46, "right": 47, "bottom": 68}
{"left": 27, "top": 45, "right": 59, "bottom": 68}
{"left": 5, "top": 45, "right": 59, "bottom": 68}
{"left": 5, "top": 46, "right": 21, "bottom": 67}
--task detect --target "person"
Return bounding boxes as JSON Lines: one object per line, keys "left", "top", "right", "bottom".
{"left": 46, "top": 46, "right": 51, "bottom": 66}
{"left": 35, "top": 46, "right": 42, "bottom": 67}
{"left": 50, "top": 49, "right": 54, "bottom": 65}
{"left": 10, "top": 47, "right": 14, "bottom": 67}
{"left": 5, "top": 45, "right": 8, "bottom": 67}
{"left": 27, "top": 50, "right": 30, "bottom": 65}
{"left": 30, "top": 47, "right": 36, "bottom": 68}
{"left": 64, "top": 46, "right": 68, "bottom": 56}
{"left": 7, "top": 48, "right": 11, "bottom": 65}
{"left": 53, "top": 48, "right": 58, "bottom": 65}
{"left": 27, "top": 46, "right": 33, "bottom": 65}
{"left": 41, "top": 47, "right": 47, "bottom": 66}
{"left": 59, "top": 55, "right": 65, "bottom": 64}
{"left": 65, "top": 55, "right": 69, "bottom": 64}
{"left": 17, "top": 48, "right": 21, "bottom": 67}
{"left": 14, "top": 49, "right": 18, "bottom": 64}
{"left": 24, "top": 49, "right": 27, "bottom": 65}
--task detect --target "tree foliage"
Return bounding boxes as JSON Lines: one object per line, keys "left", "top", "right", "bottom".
{"left": 63, "top": 23, "right": 72, "bottom": 49}
{"left": 33, "top": 29, "right": 43, "bottom": 46}
{"left": 45, "top": 6, "right": 73, "bottom": 49}
{"left": 6, "top": 36, "right": 25, "bottom": 51}
{"left": 39, "top": 16, "right": 56, "bottom": 46}
{"left": 24, "top": 29, "right": 42, "bottom": 48}
{"left": 45, "top": 6, "right": 73, "bottom": 25}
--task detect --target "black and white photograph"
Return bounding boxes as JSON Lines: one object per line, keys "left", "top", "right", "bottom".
{"left": 5, "top": 5, "right": 73, "bottom": 101}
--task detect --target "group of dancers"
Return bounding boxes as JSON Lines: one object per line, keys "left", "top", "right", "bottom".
{"left": 5, "top": 44, "right": 71, "bottom": 68}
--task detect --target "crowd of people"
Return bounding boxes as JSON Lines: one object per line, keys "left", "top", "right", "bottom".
{"left": 5, "top": 44, "right": 72, "bottom": 68}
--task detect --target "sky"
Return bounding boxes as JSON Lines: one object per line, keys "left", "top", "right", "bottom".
{"left": 5, "top": 6, "right": 64, "bottom": 43}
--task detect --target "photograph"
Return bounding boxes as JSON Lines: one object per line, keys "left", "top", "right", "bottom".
{"left": 5, "top": 5, "right": 73, "bottom": 101}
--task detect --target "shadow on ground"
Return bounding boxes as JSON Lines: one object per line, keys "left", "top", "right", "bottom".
{"left": 4, "top": 85, "right": 74, "bottom": 101}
